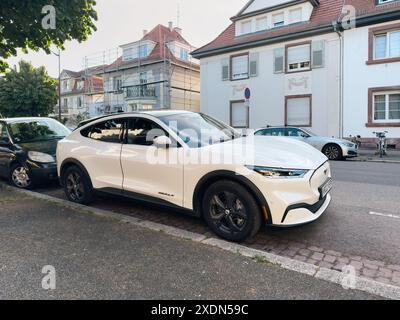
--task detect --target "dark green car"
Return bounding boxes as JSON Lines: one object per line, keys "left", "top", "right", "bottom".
{"left": 0, "top": 117, "right": 71, "bottom": 189}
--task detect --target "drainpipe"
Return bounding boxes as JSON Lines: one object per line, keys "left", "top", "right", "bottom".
{"left": 333, "top": 21, "right": 344, "bottom": 139}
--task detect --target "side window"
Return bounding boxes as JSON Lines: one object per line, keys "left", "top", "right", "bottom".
{"left": 126, "top": 118, "right": 166, "bottom": 146}
{"left": 270, "top": 128, "right": 286, "bottom": 136}
{"left": 287, "top": 128, "right": 303, "bottom": 137}
{"left": 81, "top": 119, "right": 125, "bottom": 143}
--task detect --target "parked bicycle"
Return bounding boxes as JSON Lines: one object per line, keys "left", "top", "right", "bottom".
{"left": 373, "top": 131, "right": 388, "bottom": 158}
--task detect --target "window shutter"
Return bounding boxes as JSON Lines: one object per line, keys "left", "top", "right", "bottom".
{"left": 288, "top": 44, "right": 310, "bottom": 64}
{"left": 273, "top": 48, "right": 284, "bottom": 73}
{"left": 249, "top": 52, "right": 259, "bottom": 77}
{"left": 221, "top": 58, "right": 229, "bottom": 81}
{"left": 286, "top": 97, "right": 311, "bottom": 126}
{"left": 312, "top": 40, "right": 325, "bottom": 68}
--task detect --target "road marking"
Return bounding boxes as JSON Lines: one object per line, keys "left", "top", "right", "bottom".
{"left": 369, "top": 211, "right": 400, "bottom": 220}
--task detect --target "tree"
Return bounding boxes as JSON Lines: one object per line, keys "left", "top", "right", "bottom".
{"left": 0, "top": 0, "right": 97, "bottom": 72}
{"left": 0, "top": 61, "right": 58, "bottom": 117}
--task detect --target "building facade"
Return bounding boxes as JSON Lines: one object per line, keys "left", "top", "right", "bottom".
{"left": 192, "top": 0, "right": 400, "bottom": 148}
{"left": 87, "top": 23, "right": 200, "bottom": 116}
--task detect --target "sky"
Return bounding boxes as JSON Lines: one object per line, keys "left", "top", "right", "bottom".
{"left": 7, "top": 0, "right": 246, "bottom": 78}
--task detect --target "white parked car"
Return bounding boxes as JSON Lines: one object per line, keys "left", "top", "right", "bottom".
{"left": 57, "top": 111, "right": 332, "bottom": 242}
{"left": 255, "top": 126, "right": 358, "bottom": 161}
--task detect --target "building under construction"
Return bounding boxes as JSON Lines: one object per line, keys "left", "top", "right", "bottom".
{"left": 82, "top": 22, "right": 200, "bottom": 118}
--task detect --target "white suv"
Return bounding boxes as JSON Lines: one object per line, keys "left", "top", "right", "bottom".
{"left": 57, "top": 111, "right": 332, "bottom": 242}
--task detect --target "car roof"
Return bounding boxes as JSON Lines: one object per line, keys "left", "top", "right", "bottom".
{"left": 77, "top": 110, "right": 195, "bottom": 127}
{"left": 0, "top": 117, "right": 56, "bottom": 124}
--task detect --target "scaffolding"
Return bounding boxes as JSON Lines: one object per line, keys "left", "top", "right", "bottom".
{"left": 82, "top": 40, "right": 200, "bottom": 119}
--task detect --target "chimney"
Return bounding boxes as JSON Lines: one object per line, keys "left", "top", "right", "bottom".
{"left": 143, "top": 29, "right": 148, "bottom": 36}
{"left": 168, "top": 21, "right": 173, "bottom": 31}
{"left": 174, "top": 27, "right": 182, "bottom": 35}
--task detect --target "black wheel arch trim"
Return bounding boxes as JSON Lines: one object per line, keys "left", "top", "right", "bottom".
{"left": 281, "top": 195, "right": 328, "bottom": 224}
{"left": 60, "top": 158, "right": 93, "bottom": 188}
{"left": 193, "top": 170, "right": 273, "bottom": 225}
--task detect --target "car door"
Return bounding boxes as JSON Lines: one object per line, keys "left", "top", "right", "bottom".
{"left": 0, "top": 122, "right": 13, "bottom": 177}
{"left": 79, "top": 118, "right": 126, "bottom": 191}
{"left": 120, "top": 116, "right": 184, "bottom": 207}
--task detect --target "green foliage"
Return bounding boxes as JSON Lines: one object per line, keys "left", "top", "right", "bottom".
{"left": 0, "top": 0, "right": 97, "bottom": 72}
{"left": 0, "top": 61, "right": 58, "bottom": 117}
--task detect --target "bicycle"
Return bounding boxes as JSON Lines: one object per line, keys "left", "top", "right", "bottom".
{"left": 373, "top": 131, "right": 388, "bottom": 158}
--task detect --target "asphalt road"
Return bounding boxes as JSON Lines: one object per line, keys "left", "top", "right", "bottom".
{"left": 266, "top": 161, "right": 400, "bottom": 265}
{"left": 0, "top": 188, "right": 378, "bottom": 300}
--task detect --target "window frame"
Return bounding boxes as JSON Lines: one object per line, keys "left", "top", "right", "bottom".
{"left": 367, "top": 86, "right": 400, "bottom": 127}
{"left": 81, "top": 118, "right": 127, "bottom": 144}
{"left": 230, "top": 53, "right": 250, "bottom": 81}
{"left": 125, "top": 117, "right": 169, "bottom": 146}
{"left": 367, "top": 23, "right": 400, "bottom": 65}
{"left": 285, "top": 94, "right": 312, "bottom": 127}
{"left": 285, "top": 41, "right": 312, "bottom": 74}
{"left": 230, "top": 100, "right": 249, "bottom": 129}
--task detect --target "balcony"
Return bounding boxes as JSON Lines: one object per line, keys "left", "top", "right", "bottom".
{"left": 125, "top": 85, "right": 156, "bottom": 100}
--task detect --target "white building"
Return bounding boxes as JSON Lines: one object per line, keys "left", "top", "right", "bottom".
{"left": 192, "top": 0, "right": 400, "bottom": 148}
{"left": 343, "top": 0, "right": 400, "bottom": 148}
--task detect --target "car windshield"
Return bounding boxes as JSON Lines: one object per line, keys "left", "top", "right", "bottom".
{"left": 158, "top": 113, "right": 242, "bottom": 148}
{"left": 9, "top": 119, "right": 71, "bottom": 143}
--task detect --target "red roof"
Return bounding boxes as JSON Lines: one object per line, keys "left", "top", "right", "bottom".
{"left": 192, "top": 0, "right": 400, "bottom": 57}
{"left": 105, "top": 24, "right": 199, "bottom": 72}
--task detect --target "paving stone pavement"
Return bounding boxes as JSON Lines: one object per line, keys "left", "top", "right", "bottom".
{"left": 33, "top": 185, "right": 400, "bottom": 288}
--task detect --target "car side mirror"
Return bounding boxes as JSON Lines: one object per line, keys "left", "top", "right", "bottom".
{"left": 153, "top": 135, "right": 172, "bottom": 148}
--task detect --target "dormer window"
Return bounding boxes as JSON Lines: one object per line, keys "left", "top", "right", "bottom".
{"left": 289, "top": 8, "right": 302, "bottom": 24}
{"left": 272, "top": 13, "right": 284, "bottom": 28}
{"left": 256, "top": 17, "right": 268, "bottom": 31}
{"left": 139, "top": 44, "right": 149, "bottom": 58}
{"left": 180, "top": 48, "right": 189, "bottom": 61}
{"left": 241, "top": 20, "right": 252, "bottom": 34}
{"left": 377, "top": 0, "right": 398, "bottom": 4}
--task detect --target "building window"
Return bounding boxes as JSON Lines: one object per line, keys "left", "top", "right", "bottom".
{"left": 123, "top": 47, "right": 135, "bottom": 61}
{"left": 286, "top": 42, "right": 311, "bottom": 73}
{"left": 77, "top": 80, "right": 84, "bottom": 90}
{"left": 289, "top": 8, "right": 302, "bottom": 24}
{"left": 241, "top": 20, "right": 252, "bottom": 34}
{"left": 221, "top": 58, "right": 230, "bottom": 81}
{"left": 256, "top": 17, "right": 268, "bottom": 32}
{"left": 374, "top": 93, "right": 400, "bottom": 122}
{"left": 272, "top": 13, "right": 284, "bottom": 28}
{"left": 180, "top": 48, "right": 189, "bottom": 60}
{"left": 230, "top": 53, "right": 249, "bottom": 80}
{"left": 368, "top": 23, "right": 400, "bottom": 65}
{"left": 140, "top": 72, "right": 148, "bottom": 84}
{"left": 139, "top": 44, "right": 148, "bottom": 58}
{"left": 274, "top": 48, "right": 285, "bottom": 73}
{"left": 230, "top": 101, "right": 249, "bottom": 128}
{"left": 285, "top": 95, "right": 312, "bottom": 127}
{"left": 377, "top": 0, "right": 398, "bottom": 4}
{"left": 367, "top": 86, "right": 400, "bottom": 127}
{"left": 113, "top": 77, "right": 122, "bottom": 92}
{"left": 77, "top": 97, "right": 83, "bottom": 108}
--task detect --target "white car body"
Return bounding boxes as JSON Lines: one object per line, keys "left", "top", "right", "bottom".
{"left": 57, "top": 111, "right": 332, "bottom": 239}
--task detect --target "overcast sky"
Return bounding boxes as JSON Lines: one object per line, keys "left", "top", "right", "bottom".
{"left": 7, "top": 0, "right": 246, "bottom": 77}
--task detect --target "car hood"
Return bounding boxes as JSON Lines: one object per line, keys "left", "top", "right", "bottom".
{"left": 17, "top": 139, "right": 60, "bottom": 157}
{"left": 204, "top": 136, "right": 328, "bottom": 170}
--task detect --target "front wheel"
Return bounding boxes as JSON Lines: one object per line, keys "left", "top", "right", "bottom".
{"left": 10, "top": 164, "right": 34, "bottom": 189}
{"left": 323, "top": 144, "right": 343, "bottom": 161}
{"left": 202, "top": 180, "right": 262, "bottom": 242}
{"left": 62, "top": 166, "right": 93, "bottom": 205}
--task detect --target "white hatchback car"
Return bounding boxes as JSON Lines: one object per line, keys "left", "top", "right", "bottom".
{"left": 57, "top": 111, "right": 332, "bottom": 242}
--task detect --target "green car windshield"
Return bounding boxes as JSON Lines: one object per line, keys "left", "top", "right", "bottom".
{"left": 9, "top": 119, "right": 71, "bottom": 143}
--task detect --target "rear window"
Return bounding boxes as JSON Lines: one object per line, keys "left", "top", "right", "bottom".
{"left": 81, "top": 119, "right": 125, "bottom": 144}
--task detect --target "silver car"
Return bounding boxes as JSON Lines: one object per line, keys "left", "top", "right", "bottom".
{"left": 254, "top": 126, "right": 358, "bottom": 161}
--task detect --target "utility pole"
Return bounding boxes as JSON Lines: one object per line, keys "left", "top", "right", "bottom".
{"left": 52, "top": 48, "right": 62, "bottom": 122}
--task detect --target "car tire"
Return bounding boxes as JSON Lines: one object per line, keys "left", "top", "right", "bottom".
{"left": 62, "top": 165, "right": 94, "bottom": 205}
{"left": 9, "top": 163, "right": 34, "bottom": 189}
{"left": 323, "top": 144, "right": 343, "bottom": 161}
{"left": 202, "top": 180, "right": 262, "bottom": 242}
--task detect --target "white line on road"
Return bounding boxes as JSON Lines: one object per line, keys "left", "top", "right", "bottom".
{"left": 369, "top": 211, "right": 400, "bottom": 219}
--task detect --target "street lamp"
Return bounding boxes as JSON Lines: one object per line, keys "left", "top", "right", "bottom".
{"left": 51, "top": 48, "right": 61, "bottom": 122}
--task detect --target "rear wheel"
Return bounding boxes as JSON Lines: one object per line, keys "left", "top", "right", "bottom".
{"left": 323, "top": 144, "right": 343, "bottom": 161}
{"left": 10, "top": 164, "right": 33, "bottom": 189}
{"left": 63, "top": 166, "right": 93, "bottom": 205}
{"left": 202, "top": 180, "right": 262, "bottom": 242}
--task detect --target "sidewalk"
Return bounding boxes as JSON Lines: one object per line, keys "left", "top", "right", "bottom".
{"left": 349, "top": 149, "right": 400, "bottom": 163}
{"left": 0, "top": 186, "right": 379, "bottom": 300}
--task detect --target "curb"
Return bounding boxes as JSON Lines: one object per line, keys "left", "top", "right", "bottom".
{"left": 1, "top": 182, "right": 400, "bottom": 300}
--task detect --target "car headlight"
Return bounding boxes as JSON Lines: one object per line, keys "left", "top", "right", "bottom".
{"left": 246, "top": 166, "right": 309, "bottom": 178}
{"left": 343, "top": 142, "right": 355, "bottom": 148}
{"left": 28, "top": 151, "right": 55, "bottom": 163}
